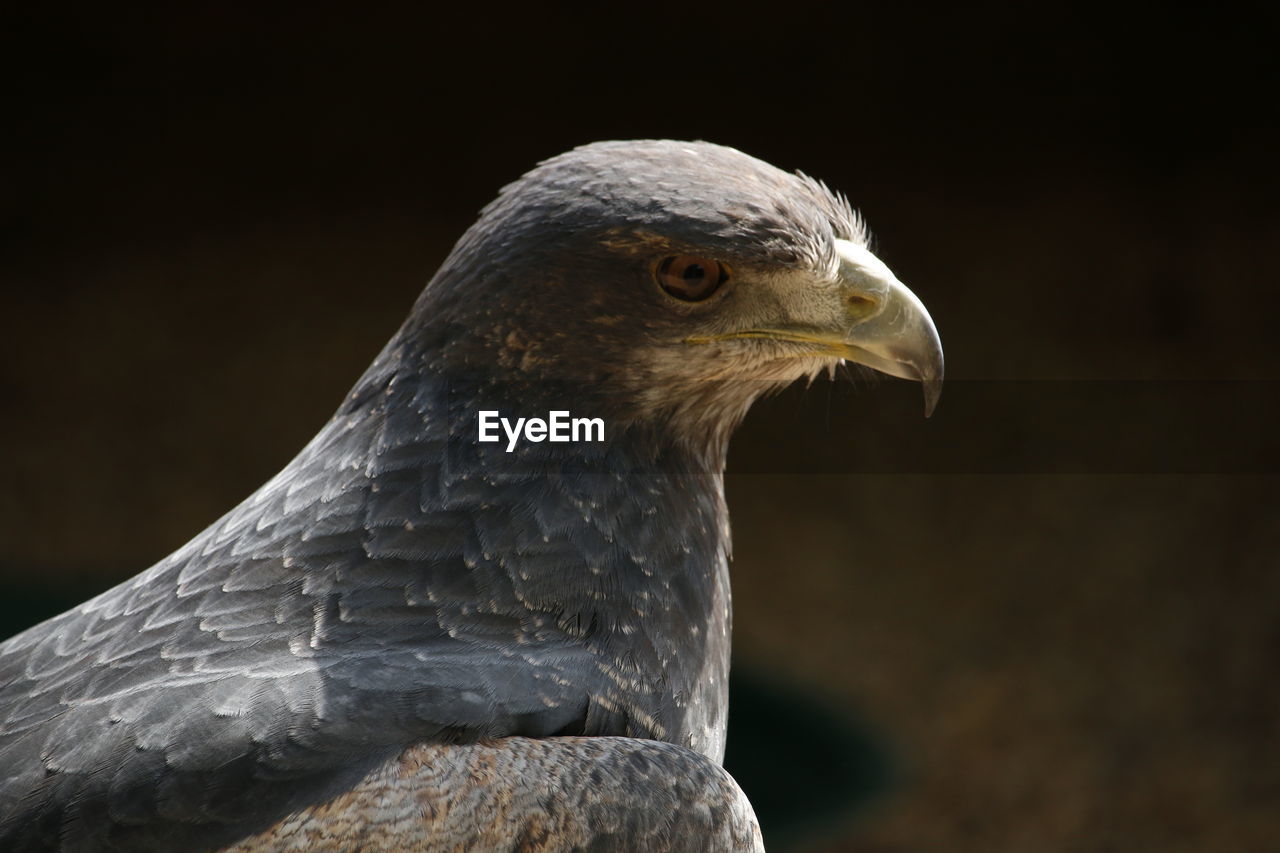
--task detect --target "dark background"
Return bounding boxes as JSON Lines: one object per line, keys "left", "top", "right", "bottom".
{"left": 2, "top": 3, "right": 1278, "bottom": 850}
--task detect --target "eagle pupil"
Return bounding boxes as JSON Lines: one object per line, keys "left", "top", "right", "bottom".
{"left": 656, "top": 255, "right": 728, "bottom": 302}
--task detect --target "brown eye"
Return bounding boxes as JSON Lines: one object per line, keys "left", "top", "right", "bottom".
{"left": 656, "top": 255, "right": 730, "bottom": 302}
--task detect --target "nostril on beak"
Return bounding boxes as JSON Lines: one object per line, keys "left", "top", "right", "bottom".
{"left": 845, "top": 293, "right": 877, "bottom": 317}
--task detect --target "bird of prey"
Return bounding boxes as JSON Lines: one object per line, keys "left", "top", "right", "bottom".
{"left": 0, "top": 140, "right": 942, "bottom": 852}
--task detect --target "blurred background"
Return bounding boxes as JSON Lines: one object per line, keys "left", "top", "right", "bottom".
{"left": 2, "top": 3, "right": 1278, "bottom": 850}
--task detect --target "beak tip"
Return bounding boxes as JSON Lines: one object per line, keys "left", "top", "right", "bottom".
{"left": 919, "top": 345, "right": 944, "bottom": 417}
{"left": 922, "top": 376, "right": 942, "bottom": 418}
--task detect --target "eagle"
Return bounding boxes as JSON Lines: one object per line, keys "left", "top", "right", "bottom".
{"left": 0, "top": 140, "right": 942, "bottom": 852}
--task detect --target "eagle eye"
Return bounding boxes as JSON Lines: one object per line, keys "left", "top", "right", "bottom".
{"left": 656, "top": 256, "right": 730, "bottom": 302}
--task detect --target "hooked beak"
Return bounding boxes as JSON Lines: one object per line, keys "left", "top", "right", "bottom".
{"left": 826, "top": 239, "right": 944, "bottom": 416}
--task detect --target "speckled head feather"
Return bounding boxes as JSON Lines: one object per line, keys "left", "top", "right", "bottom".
{"left": 389, "top": 140, "right": 896, "bottom": 458}
{"left": 482, "top": 140, "right": 867, "bottom": 262}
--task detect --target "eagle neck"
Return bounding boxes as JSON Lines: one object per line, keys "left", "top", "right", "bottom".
{"left": 325, "top": 344, "right": 735, "bottom": 755}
